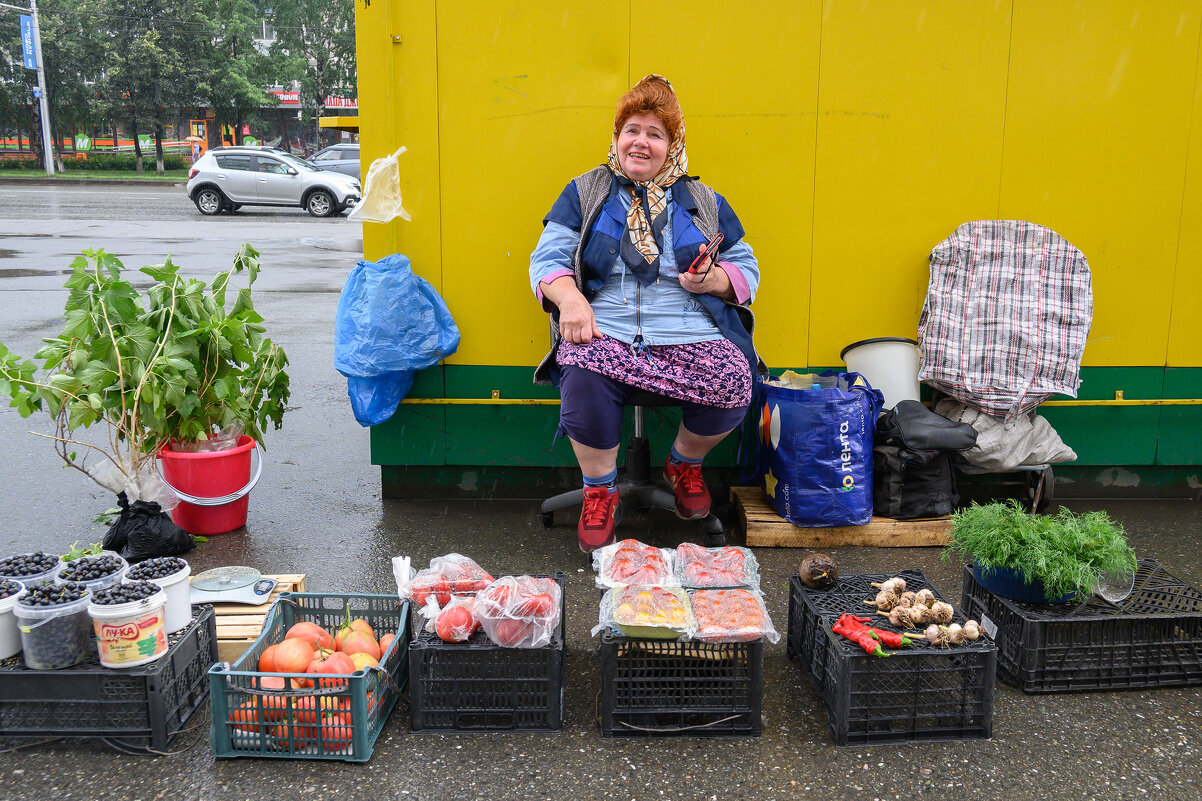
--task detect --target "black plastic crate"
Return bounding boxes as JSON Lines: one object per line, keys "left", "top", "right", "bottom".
{"left": 210, "top": 592, "right": 411, "bottom": 762}
{"left": 599, "top": 632, "right": 763, "bottom": 737}
{"left": 0, "top": 605, "right": 216, "bottom": 754}
{"left": 960, "top": 560, "right": 1202, "bottom": 693}
{"left": 408, "top": 573, "right": 565, "bottom": 732}
{"left": 787, "top": 572, "right": 995, "bottom": 746}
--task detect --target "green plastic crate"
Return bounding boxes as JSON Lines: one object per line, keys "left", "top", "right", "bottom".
{"left": 209, "top": 592, "right": 411, "bottom": 761}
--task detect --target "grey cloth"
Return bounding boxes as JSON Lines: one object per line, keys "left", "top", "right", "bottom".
{"left": 935, "top": 398, "right": 1076, "bottom": 472}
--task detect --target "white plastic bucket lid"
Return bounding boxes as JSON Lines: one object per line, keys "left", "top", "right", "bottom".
{"left": 840, "top": 337, "right": 921, "bottom": 410}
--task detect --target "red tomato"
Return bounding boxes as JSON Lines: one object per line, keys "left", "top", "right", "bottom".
{"left": 490, "top": 618, "right": 533, "bottom": 647}
{"left": 306, "top": 650, "right": 356, "bottom": 689}
{"left": 338, "top": 630, "right": 382, "bottom": 661}
{"left": 258, "top": 643, "right": 279, "bottom": 673}
{"left": 379, "top": 633, "right": 396, "bottom": 654}
{"left": 436, "top": 605, "right": 475, "bottom": 642}
{"left": 318, "top": 712, "right": 354, "bottom": 753}
{"left": 273, "top": 638, "right": 315, "bottom": 674}
{"left": 480, "top": 582, "right": 513, "bottom": 607}
{"left": 285, "top": 621, "right": 334, "bottom": 651}
{"left": 515, "top": 593, "right": 554, "bottom": 619}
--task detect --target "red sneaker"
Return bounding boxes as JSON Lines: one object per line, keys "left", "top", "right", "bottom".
{"left": 578, "top": 485, "right": 619, "bottom": 553}
{"left": 664, "top": 457, "right": 711, "bottom": 520}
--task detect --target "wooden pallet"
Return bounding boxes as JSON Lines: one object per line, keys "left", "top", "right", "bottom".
{"left": 209, "top": 574, "right": 306, "bottom": 664}
{"left": 731, "top": 487, "right": 950, "bottom": 548}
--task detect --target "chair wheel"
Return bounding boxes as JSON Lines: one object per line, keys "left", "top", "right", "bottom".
{"left": 704, "top": 532, "right": 726, "bottom": 547}
{"left": 539, "top": 511, "right": 554, "bottom": 528}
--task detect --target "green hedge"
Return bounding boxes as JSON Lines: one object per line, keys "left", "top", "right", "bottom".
{"left": 0, "top": 153, "right": 187, "bottom": 171}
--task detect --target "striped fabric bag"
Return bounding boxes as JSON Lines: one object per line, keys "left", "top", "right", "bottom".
{"left": 918, "top": 220, "right": 1092, "bottom": 420}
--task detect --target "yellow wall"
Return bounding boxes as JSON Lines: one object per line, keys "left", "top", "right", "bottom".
{"left": 356, "top": 1, "right": 1202, "bottom": 371}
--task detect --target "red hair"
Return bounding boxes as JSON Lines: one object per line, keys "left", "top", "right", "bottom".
{"left": 614, "top": 76, "right": 683, "bottom": 144}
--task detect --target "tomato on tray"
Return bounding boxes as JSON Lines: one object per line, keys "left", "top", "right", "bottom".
{"left": 675, "top": 543, "right": 759, "bottom": 589}
{"left": 609, "top": 585, "right": 694, "bottom": 639}
{"left": 688, "top": 589, "right": 778, "bottom": 643}
{"left": 594, "top": 538, "right": 676, "bottom": 588}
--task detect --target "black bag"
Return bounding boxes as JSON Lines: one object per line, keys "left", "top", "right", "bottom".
{"left": 102, "top": 492, "right": 196, "bottom": 564}
{"left": 876, "top": 399, "right": 977, "bottom": 452}
{"left": 873, "top": 445, "right": 958, "bottom": 520}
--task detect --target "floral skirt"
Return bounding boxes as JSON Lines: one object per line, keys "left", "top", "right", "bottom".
{"left": 556, "top": 336, "right": 751, "bottom": 408}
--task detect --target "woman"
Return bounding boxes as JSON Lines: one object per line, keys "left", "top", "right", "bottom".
{"left": 529, "top": 75, "right": 764, "bottom": 553}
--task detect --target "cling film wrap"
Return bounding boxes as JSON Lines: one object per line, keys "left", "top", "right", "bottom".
{"left": 391, "top": 553, "right": 493, "bottom": 606}
{"left": 416, "top": 594, "right": 479, "bottom": 642}
{"left": 594, "top": 585, "right": 696, "bottom": 639}
{"left": 475, "top": 575, "right": 561, "bottom": 649}
{"left": 591, "top": 538, "right": 677, "bottom": 589}
{"left": 688, "top": 588, "right": 780, "bottom": 644}
{"left": 674, "top": 543, "right": 761, "bottom": 589}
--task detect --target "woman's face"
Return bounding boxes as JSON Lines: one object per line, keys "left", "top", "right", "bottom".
{"left": 616, "top": 113, "right": 670, "bottom": 182}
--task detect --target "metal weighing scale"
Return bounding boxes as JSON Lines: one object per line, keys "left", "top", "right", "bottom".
{"left": 190, "top": 566, "right": 278, "bottom": 605}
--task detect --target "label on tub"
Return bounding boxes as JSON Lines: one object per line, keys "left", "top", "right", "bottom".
{"left": 95, "top": 611, "right": 167, "bottom": 665}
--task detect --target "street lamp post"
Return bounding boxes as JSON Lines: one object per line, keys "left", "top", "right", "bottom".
{"left": 1, "top": 0, "right": 54, "bottom": 175}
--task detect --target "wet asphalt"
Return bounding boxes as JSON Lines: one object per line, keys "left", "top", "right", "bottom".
{"left": 0, "top": 183, "right": 1199, "bottom": 801}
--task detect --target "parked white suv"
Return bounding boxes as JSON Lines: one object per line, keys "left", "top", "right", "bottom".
{"left": 187, "top": 147, "right": 361, "bottom": 217}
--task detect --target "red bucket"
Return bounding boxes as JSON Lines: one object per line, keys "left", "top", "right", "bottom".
{"left": 157, "top": 436, "right": 259, "bottom": 535}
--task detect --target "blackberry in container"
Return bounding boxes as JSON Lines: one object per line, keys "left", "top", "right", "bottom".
{"left": 125, "top": 557, "right": 192, "bottom": 634}
{"left": 15, "top": 581, "right": 94, "bottom": 669}
{"left": 0, "top": 552, "right": 63, "bottom": 586}
{"left": 0, "top": 577, "right": 28, "bottom": 660}
{"left": 56, "top": 553, "right": 128, "bottom": 593}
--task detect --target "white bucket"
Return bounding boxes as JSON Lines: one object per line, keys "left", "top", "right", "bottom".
{"left": 840, "top": 337, "right": 921, "bottom": 410}
{"left": 16, "top": 591, "right": 93, "bottom": 669}
{"left": 88, "top": 588, "right": 168, "bottom": 668}
{"left": 56, "top": 552, "right": 129, "bottom": 594}
{"left": 149, "top": 563, "right": 192, "bottom": 634}
{"left": 0, "top": 581, "right": 26, "bottom": 660}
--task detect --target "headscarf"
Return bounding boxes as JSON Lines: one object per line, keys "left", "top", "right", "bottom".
{"left": 607, "top": 75, "right": 689, "bottom": 285}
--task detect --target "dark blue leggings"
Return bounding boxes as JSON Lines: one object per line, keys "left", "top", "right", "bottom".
{"left": 558, "top": 365, "right": 749, "bottom": 450}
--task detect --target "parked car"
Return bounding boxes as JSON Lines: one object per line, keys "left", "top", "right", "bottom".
{"left": 307, "top": 144, "right": 360, "bottom": 179}
{"left": 186, "top": 147, "right": 361, "bottom": 217}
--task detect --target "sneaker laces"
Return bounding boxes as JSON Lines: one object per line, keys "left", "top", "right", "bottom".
{"left": 675, "top": 463, "right": 706, "bottom": 496}
{"left": 581, "top": 486, "right": 615, "bottom": 529}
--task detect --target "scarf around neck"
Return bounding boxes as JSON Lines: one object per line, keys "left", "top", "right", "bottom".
{"left": 607, "top": 105, "right": 689, "bottom": 285}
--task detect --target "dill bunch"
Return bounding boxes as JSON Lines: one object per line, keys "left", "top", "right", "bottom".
{"left": 945, "top": 499, "right": 1137, "bottom": 601}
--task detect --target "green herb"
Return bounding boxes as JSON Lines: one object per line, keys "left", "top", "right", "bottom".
{"left": 62, "top": 541, "right": 103, "bottom": 562}
{"left": 944, "top": 500, "right": 1137, "bottom": 601}
{"left": 0, "top": 246, "right": 289, "bottom": 493}
{"left": 92, "top": 508, "right": 121, "bottom": 527}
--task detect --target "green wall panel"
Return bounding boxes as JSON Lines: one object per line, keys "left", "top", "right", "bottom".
{"left": 371, "top": 365, "right": 1199, "bottom": 469}
{"left": 1158, "top": 368, "right": 1202, "bottom": 465}
{"left": 1040, "top": 367, "right": 1163, "bottom": 466}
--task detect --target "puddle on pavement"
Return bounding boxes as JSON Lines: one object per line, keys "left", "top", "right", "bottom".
{"left": 0, "top": 267, "right": 72, "bottom": 278}
{"left": 0, "top": 249, "right": 18, "bottom": 259}
{"left": 298, "top": 236, "right": 364, "bottom": 252}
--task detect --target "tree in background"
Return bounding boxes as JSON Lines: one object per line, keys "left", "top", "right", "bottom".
{"left": 37, "top": 0, "right": 106, "bottom": 171}
{"left": 195, "top": 0, "right": 276, "bottom": 150}
{"left": 270, "top": 0, "right": 356, "bottom": 153}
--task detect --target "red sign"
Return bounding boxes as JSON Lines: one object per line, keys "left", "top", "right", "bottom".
{"left": 268, "top": 90, "right": 357, "bottom": 109}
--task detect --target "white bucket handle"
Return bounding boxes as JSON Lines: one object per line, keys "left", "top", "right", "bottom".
{"left": 155, "top": 442, "right": 264, "bottom": 506}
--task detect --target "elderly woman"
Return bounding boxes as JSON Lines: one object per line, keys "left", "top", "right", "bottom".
{"left": 529, "top": 75, "right": 764, "bottom": 553}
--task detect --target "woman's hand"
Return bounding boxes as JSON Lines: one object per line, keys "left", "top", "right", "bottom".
{"left": 679, "top": 244, "right": 735, "bottom": 300}
{"left": 541, "top": 275, "right": 603, "bottom": 343}
{"left": 557, "top": 294, "right": 604, "bottom": 344}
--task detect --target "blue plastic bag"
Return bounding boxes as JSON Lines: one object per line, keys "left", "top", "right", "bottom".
{"left": 334, "top": 254, "right": 460, "bottom": 426}
{"left": 756, "top": 372, "right": 883, "bottom": 527}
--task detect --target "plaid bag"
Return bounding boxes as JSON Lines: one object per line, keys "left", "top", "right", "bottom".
{"left": 918, "top": 220, "right": 1092, "bottom": 420}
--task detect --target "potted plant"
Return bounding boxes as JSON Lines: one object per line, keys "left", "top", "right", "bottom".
{"left": 0, "top": 245, "right": 289, "bottom": 535}
{"left": 944, "top": 500, "right": 1137, "bottom": 603}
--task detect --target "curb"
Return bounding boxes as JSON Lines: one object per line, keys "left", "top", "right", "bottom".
{"left": 0, "top": 177, "right": 188, "bottom": 187}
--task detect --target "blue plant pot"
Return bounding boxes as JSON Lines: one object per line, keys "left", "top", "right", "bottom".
{"left": 972, "top": 564, "right": 1075, "bottom": 604}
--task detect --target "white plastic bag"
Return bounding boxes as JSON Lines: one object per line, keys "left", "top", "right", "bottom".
{"left": 416, "top": 594, "right": 480, "bottom": 642}
{"left": 347, "top": 146, "right": 411, "bottom": 223}
{"left": 391, "top": 553, "right": 493, "bottom": 606}
{"left": 591, "top": 538, "right": 677, "bottom": 589}
{"left": 93, "top": 457, "right": 179, "bottom": 512}
{"left": 475, "top": 576, "right": 561, "bottom": 649}
{"left": 674, "top": 543, "right": 760, "bottom": 589}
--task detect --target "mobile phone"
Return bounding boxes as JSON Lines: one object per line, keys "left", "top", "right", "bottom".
{"left": 687, "top": 232, "right": 725, "bottom": 274}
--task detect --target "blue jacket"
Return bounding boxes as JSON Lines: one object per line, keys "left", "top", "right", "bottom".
{"left": 534, "top": 168, "right": 765, "bottom": 386}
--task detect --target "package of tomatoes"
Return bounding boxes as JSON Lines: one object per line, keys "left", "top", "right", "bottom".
{"left": 595, "top": 585, "right": 695, "bottom": 639}
{"left": 416, "top": 595, "right": 481, "bottom": 643}
{"left": 687, "top": 588, "right": 779, "bottom": 643}
{"left": 674, "top": 543, "right": 761, "bottom": 589}
{"left": 475, "top": 575, "right": 562, "bottom": 649}
{"left": 392, "top": 554, "right": 494, "bottom": 607}
{"left": 592, "top": 538, "right": 677, "bottom": 589}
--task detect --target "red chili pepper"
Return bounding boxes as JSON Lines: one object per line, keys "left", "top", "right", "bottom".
{"left": 866, "top": 628, "right": 915, "bottom": 648}
{"left": 832, "top": 616, "right": 891, "bottom": 657}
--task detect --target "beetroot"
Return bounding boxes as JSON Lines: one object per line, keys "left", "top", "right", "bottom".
{"left": 799, "top": 553, "right": 839, "bottom": 589}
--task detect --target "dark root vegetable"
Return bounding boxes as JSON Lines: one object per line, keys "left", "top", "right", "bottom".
{"left": 799, "top": 553, "right": 839, "bottom": 589}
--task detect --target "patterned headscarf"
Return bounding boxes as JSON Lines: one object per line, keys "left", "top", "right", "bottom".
{"left": 607, "top": 75, "right": 689, "bottom": 285}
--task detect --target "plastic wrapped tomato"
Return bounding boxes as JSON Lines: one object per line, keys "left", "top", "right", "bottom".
{"left": 675, "top": 543, "right": 760, "bottom": 589}
{"left": 595, "top": 585, "right": 695, "bottom": 640}
{"left": 592, "top": 538, "right": 676, "bottom": 588}
{"left": 475, "top": 575, "right": 561, "bottom": 648}
{"left": 688, "top": 588, "right": 779, "bottom": 643}
{"left": 392, "top": 554, "right": 494, "bottom": 606}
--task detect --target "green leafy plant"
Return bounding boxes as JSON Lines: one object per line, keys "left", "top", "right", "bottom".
{"left": 0, "top": 245, "right": 289, "bottom": 494}
{"left": 944, "top": 500, "right": 1137, "bottom": 601}
{"left": 62, "top": 541, "right": 104, "bottom": 562}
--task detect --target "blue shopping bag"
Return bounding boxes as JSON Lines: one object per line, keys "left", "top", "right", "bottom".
{"left": 334, "top": 254, "right": 460, "bottom": 426}
{"left": 756, "top": 372, "right": 883, "bottom": 527}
